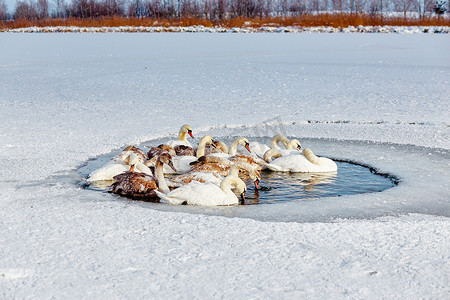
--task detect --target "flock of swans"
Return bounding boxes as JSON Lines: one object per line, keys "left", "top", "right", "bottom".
{"left": 87, "top": 124, "right": 338, "bottom": 206}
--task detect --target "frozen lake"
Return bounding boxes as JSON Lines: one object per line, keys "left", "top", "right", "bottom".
{"left": 0, "top": 33, "right": 449, "bottom": 298}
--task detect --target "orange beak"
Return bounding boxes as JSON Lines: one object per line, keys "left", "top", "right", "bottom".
{"left": 130, "top": 165, "right": 135, "bottom": 172}
{"left": 245, "top": 142, "right": 251, "bottom": 153}
{"left": 188, "top": 130, "right": 194, "bottom": 138}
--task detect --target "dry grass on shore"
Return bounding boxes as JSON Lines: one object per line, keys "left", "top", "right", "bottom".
{"left": 1, "top": 14, "right": 449, "bottom": 30}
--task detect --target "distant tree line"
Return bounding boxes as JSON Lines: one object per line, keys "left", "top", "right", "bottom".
{"left": 0, "top": 0, "right": 447, "bottom": 21}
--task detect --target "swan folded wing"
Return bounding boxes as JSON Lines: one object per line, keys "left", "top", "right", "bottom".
{"left": 247, "top": 141, "right": 270, "bottom": 157}
{"left": 148, "top": 144, "right": 176, "bottom": 159}
{"left": 166, "top": 139, "right": 193, "bottom": 148}
{"left": 157, "top": 182, "right": 237, "bottom": 206}
{"left": 110, "top": 172, "right": 158, "bottom": 197}
{"left": 228, "top": 154, "right": 264, "bottom": 170}
{"left": 174, "top": 145, "right": 195, "bottom": 156}
{"left": 268, "top": 153, "right": 337, "bottom": 173}
{"left": 165, "top": 156, "right": 198, "bottom": 174}
{"left": 168, "top": 171, "right": 223, "bottom": 188}
{"left": 87, "top": 163, "right": 129, "bottom": 182}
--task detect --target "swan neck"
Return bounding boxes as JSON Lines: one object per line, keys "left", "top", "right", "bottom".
{"left": 217, "top": 142, "right": 229, "bottom": 154}
{"left": 155, "top": 158, "right": 169, "bottom": 193}
{"left": 264, "top": 149, "right": 282, "bottom": 163}
{"left": 178, "top": 129, "right": 187, "bottom": 142}
{"left": 270, "top": 134, "right": 289, "bottom": 149}
{"left": 229, "top": 139, "right": 241, "bottom": 155}
{"left": 136, "top": 163, "right": 153, "bottom": 176}
{"left": 220, "top": 176, "right": 237, "bottom": 192}
{"left": 303, "top": 149, "right": 320, "bottom": 165}
{"left": 196, "top": 137, "right": 210, "bottom": 158}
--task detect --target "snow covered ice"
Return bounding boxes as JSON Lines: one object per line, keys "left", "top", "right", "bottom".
{"left": 0, "top": 32, "right": 449, "bottom": 298}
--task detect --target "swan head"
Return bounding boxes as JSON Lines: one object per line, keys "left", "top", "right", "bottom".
{"left": 128, "top": 153, "right": 140, "bottom": 171}
{"left": 200, "top": 135, "right": 214, "bottom": 145}
{"left": 237, "top": 137, "right": 251, "bottom": 153}
{"left": 287, "top": 139, "right": 302, "bottom": 151}
{"left": 181, "top": 124, "right": 194, "bottom": 139}
{"left": 157, "top": 152, "right": 177, "bottom": 172}
{"left": 229, "top": 175, "right": 247, "bottom": 205}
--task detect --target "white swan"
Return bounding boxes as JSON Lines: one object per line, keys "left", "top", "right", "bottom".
{"left": 110, "top": 152, "right": 176, "bottom": 199}
{"left": 163, "top": 135, "right": 215, "bottom": 174}
{"left": 263, "top": 149, "right": 337, "bottom": 173}
{"left": 166, "top": 124, "right": 194, "bottom": 148}
{"left": 239, "top": 134, "right": 299, "bottom": 158}
{"left": 208, "top": 137, "right": 250, "bottom": 157}
{"left": 277, "top": 139, "right": 302, "bottom": 156}
{"left": 87, "top": 152, "right": 152, "bottom": 182}
{"left": 156, "top": 172, "right": 246, "bottom": 206}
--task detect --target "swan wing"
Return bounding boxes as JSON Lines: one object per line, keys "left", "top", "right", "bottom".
{"left": 87, "top": 163, "right": 129, "bottom": 182}
{"left": 166, "top": 139, "right": 193, "bottom": 148}
{"left": 269, "top": 154, "right": 338, "bottom": 173}
{"left": 158, "top": 182, "right": 237, "bottom": 206}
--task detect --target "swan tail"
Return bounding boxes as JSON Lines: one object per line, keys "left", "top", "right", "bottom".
{"left": 155, "top": 190, "right": 186, "bottom": 205}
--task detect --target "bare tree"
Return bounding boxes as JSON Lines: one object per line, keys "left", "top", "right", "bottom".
{"left": 37, "top": 0, "right": 49, "bottom": 18}
{"left": 14, "top": 0, "right": 38, "bottom": 19}
{"left": 0, "top": 0, "right": 8, "bottom": 20}
{"left": 331, "top": 0, "right": 346, "bottom": 12}
{"left": 393, "top": 0, "right": 414, "bottom": 18}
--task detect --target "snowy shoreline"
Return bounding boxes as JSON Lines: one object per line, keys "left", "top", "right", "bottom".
{"left": 2, "top": 24, "right": 450, "bottom": 34}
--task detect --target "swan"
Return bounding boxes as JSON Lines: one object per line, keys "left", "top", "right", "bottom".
{"left": 109, "top": 152, "right": 176, "bottom": 199}
{"left": 114, "top": 145, "right": 147, "bottom": 164}
{"left": 168, "top": 162, "right": 261, "bottom": 189}
{"left": 205, "top": 137, "right": 266, "bottom": 171}
{"left": 156, "top": 172, "right": 247, "bottom": 206}
{"left": 147, "top": 144, "right": 176, "bottom": 159}
{"left": 87, "top": 152, "right": 152, "bottom": 182}
{"left": 173, "top": 145, "right": 196, "bottom": 156}
{"left": 263, "top": 149, "right": 337, "bottom": 173}
{"left": 163, "top": 135, "right": 215, "bottom": 174}
{"left": 239, "top": 134, "right": 291, "bottom": 158}
{"left": 204, "top": 140, "right": 228, "bottom": 155}
{"left": 208, "top": 137, "right": 250, "bottom": 157}
{"left": 277, "top": 138, "right": 302, "bottom": 156}
{"left": 166, "top": 124, "right": 194, "bottom": 148}
{"left": 187, "top": 156, "right": 261, "bottom": 190}
{"left": 175, "top": 139, "right": 227, "bottom": 157}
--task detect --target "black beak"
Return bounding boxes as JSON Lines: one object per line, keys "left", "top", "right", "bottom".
{"left": 168, "top": 161, "right": 177, "bottom": 172}
{"left": 254, "top": 178, "right": 260, "bottom": 190}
